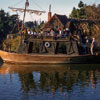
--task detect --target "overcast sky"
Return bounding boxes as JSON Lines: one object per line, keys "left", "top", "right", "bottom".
{"left": 0, "top": 0, "right": 100, "bottom": 22}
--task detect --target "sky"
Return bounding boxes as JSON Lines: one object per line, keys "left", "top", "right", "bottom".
{"left": 0, "top": 0, "right": 100, "bottom": 22}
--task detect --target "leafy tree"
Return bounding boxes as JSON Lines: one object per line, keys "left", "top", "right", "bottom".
{"left": 78, "top": 8, "right": 86, "bottom": 19}
{"left": 70, "top": 7, "right": 79, "bottom": 18}
{"left": 78, "top": 1, "right": 84, "bottom": 8}
{"left": 70, "top": 1, "right": 100, "bottom": 20}
{"left": 0, "top": 9, "right": 18, "bottom": 42}
{"left": 39, "top": 21, "right": 45, "bottom": 29}
{"left": 25, "top": 20, "right": 45, "bottom": 33}
{"left": 0, "top": 9, "right": 9, "bottom": 39}
{"left": 25, "top": 21, "right": 35, "bottom": 28}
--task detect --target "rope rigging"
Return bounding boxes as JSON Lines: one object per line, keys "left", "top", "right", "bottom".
{"left": 11, "top": 0, "right": 24, "bottom": 8}
{"left": 31, "top": 0, "right": 45, "bottom": 11}
{"left": 9, "top": 0, "right": 45, "bottom": 14}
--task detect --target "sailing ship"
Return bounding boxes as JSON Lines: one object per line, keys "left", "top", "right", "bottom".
{"left": 0, "top": 0, "right": 100, "bottom": 64}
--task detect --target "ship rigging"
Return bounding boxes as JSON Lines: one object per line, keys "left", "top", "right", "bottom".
{"left": 8, "top": 0, "right": 45, "bottom": 32}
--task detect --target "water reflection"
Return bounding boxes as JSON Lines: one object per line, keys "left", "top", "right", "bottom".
{"left": 0, "top": 63, "right": 100, "bottom": 100}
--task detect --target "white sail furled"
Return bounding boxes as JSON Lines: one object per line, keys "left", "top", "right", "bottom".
{"left": 8, "top": 7, "right": 45, "bottom": 15}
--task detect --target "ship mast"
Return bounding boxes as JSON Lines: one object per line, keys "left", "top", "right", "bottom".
{"left": 21, "top": 0, "right": 29, "bottom": 32}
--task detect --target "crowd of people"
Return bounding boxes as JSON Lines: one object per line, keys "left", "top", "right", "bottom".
{"left": 22, "top": 28, "right": 97, "bottom": 55}
{"left": 22, "top": 28, "right": 71, "bottom": 38}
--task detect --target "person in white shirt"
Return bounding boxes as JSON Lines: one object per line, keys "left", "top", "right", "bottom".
{"left": 91, "top": 38, "right": 97, "bottom": 55}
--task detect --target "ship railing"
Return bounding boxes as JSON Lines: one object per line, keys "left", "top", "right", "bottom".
{"left": 24, "top": 34, "right": 70, "bottom": 41}
{"left": 6, "top": 33, "right": 79, "bottom": 42}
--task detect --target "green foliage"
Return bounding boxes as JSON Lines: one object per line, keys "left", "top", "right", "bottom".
{"left": 70, "top": 7, "right": 79, "bottom": 18}
{"left": 25, "top": 21, "right": 35, "bottom": 28}
{"left": 70, "top": 1, "right": 86, "bottom": 19}
{"left": 3, "top": 35, "right": 21, "bottom": 51}
{"left": 70, "top": 1, "right": 100, "bottom": 20}
{"left": 0, "top": 9, "right": 19, "bottom": 42}
{"left": 10, "top": 36, "right": 21, "bottom": 51}
{"left": 25, "top": 20, "right": 45, "bottom": 33}
{"left": 78, "top": 1, "right": 84, "bottom": 8}
{"left": 78, "top": 8, "right": 85, "bottom": 19}
{"left": 39, "top": 21, "right": 45, "bottom": 28}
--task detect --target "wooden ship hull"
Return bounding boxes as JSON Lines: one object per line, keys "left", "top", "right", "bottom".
{"left": 0, "top": 50, "right": 100, "bottom": 64}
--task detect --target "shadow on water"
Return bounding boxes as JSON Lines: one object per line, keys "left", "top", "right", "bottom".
{"left": 0, "top": 62, "right": 100, "bottom": 100}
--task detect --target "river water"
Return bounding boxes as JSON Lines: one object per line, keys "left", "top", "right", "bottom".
{"left": 0, "top": 63, "right": 100, "bottom": 100}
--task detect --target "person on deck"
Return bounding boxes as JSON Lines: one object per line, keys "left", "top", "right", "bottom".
{"left": 63, "top": 29, "right": 67, "bottom": 37}
{"left": 57, "top": 28, "right": 64, "bottom": 38}
{"left": 91, "top": 38, "right": 97, "bottom": 55}
{"left": 30, "top": 30, "right": 34, "bottom": 35}
{"left": 85, "top": 36, "right": 90, "bottom": 54}
{"left": 50, "top": 29, "right": 55, "bottom": 36}
{"left": 22, "top": 28, "right": 27, "bottom": 38}
{"left": 27, "top": 29, "right": 31, "bottom": 35}
{"left": 33, "top": 30, "right": 37, "bottom": 36}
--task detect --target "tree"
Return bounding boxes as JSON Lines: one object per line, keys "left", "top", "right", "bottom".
{"left": 39, "top": 21, "right": 45, "bottom": 28}
{"left": 78, "top": 8, "right": 86, "bottom": 19}
{"left": 70, "top": 1, "right": 100, "bottom": 20}
{"left": 0, "top": 9, "right": 19, "bottom": 42}
{"left": 0, "top": 9, "right": 8, "bottom": 39}
{"left": 70, "top": 7, "right": 79, "bottom": 18}
{"left": 25, "top": 21, "right": 35, "bottom": 28}
{"left": 78, "top": 1, "right": 84, "bottom": 8}
{"left": 97, "top": 4, "right": 100, "bottom": 19}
